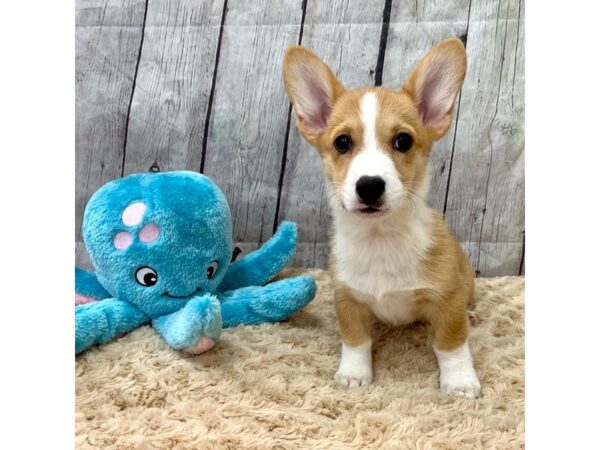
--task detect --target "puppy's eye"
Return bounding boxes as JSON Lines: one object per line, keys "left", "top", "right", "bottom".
{"left": 392, "top": 133, "right": 413, "bottom": 153}
{"left": 207, "top": 260, "right": 219, "bottom": 279}
{"left": 135, "top": 267, "right": 158, "bottom": 287}
{"left": 334, "top": 134, "right": 352, "bottom": 153}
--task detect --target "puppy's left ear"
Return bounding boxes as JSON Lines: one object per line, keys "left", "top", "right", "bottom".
{"left": 401, "top": 37, "right": 467, "bottom": 140}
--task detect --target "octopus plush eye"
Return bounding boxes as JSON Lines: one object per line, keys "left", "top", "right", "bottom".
{"left": 206, "top": 261, "right": 219, "bottom": 279}
{"left": 135, "top": 267, "right": 158, "bottom": 287}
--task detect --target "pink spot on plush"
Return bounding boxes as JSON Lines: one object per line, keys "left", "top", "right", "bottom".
{"left": 183, "top": 337, "right": 215, "bottom": 355}
{"left": 113, "top": 231, "right": 133, "bottom": 250}
{"left": 139, "top": 223, "right": 159, "bottom": 243}
{"left": 75, "top": 294, "right": 98, "bottom": 305}
{"left": 122, "top": 202, "right": 146, "bottom": 226}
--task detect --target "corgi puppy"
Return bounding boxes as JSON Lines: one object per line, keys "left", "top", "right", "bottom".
{"left": 283, "top": 38, "right": 480, "bottom": 398}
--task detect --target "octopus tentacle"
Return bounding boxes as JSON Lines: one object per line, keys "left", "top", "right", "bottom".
{"left": 152, "top": 294, "right": 222, "bottom": 350}
{"left": 75, "top": 299, "right": 148, "bottom": 354}
{"left": 219, "top": 275, "right": 317, "bottom": 327}
{"left": 218, "top": 221, "right": 298, "bottom": 292}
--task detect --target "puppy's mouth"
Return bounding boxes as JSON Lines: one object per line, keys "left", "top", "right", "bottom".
{"left": 351, "top": 202, "right": 390, "bottom": 217}
{"left": 339, "top": 196, "right": 390, "bottom": 217}
{"left": 359, "top": 206, "right": 381, "bottom": 214}
{"left": 162, "top": 287, "right": 201, "bottom": 299}
{"left": 357, "top": 206, "right": 389, "bottom": 217}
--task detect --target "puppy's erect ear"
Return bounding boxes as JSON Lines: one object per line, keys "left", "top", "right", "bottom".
{"left": 283, "top": 46, "right": 345, "bottom": 146}
{"left": 401, "top": 37, "right": 467, "bottom": 140}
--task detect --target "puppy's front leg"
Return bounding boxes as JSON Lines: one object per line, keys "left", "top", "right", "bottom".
{"left": 429, "top": 308, "right": 481, "bottom": 399}
{"left": 333, "top": 287, "right": 374, "bottom": 388}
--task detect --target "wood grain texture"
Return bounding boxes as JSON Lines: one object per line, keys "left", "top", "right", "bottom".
{"left": 444, "top": 0, "right": 524, "bottom": 276}
{"left": 75, "top": 0, "right": 146, "bottom": 241}
{"left": 123, "top": 0, "right": 225, "bottom": 174}
{"left": 75, "top": 0, "right": 525, "bottom": 276}
{"left": 476, "top": 0, "right": 524, "bottom": 276}
{"left": 278, "top": 0, "right": 387, "bottom": 269}
{"left": 202, "top": 0, "right": 304, "bottom": 251}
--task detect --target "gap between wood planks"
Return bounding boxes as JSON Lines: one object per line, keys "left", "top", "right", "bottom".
{"left": 200, "top": 0, "right": 229, "bottom": 174}
{"left": 443, "top": 0, "right": 473, "bottom": 217}
{"left": 121, "top": 0, "right": 149, "bottom": 176}
{"left": 273, "top": 0, "right": 309, "bottom": 235}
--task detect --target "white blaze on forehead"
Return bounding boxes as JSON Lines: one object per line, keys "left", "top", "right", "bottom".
{"left": 348, "top": 92, "right": 394, "bottom": 177}
{"left": 341, "top": 92, "right": 403, "bottom": 209}
{"left": 361, "top": 92, "right": 379, "bottom": 152}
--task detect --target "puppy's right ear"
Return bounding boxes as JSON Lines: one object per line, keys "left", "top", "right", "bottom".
{"left": 283, "top": 46, "right": 345, "bottom": 146}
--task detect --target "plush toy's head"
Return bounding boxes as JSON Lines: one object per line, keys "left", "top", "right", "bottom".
{"left": 83, "top": 171, "right": 233, "bottom": 317}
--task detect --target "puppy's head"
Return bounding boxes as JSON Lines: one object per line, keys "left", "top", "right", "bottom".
{"left": 283, "top": 38, "right": 466, "bottom": 218}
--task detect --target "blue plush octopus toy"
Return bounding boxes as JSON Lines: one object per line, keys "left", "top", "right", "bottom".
{"left": 75, "top": 171, "right": 317, "bottom": 355}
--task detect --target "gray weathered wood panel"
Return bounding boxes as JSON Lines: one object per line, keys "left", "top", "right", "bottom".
{"left": 123, "top": 0, "right": 225, "bottom": 174}
{"left": 75, "top": 0, "right": 525, "bottom": 276}
{"left": 444, "top": 0, "right": 524, "bottom": 276}
{"left": 202, "top": 0, "right": 304, "bottom": 248}
{"left": 75, "top": 0, "right": 146, "bottom": 242}
{"left": 278, "top": 0, "right": 387, "bottom": 269}
{"left": 476, "top": 0, "right": 524, "bottom": 276}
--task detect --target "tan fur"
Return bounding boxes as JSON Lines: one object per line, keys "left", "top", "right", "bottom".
{"left": 333, "top": 281, "right": 375, "bottom": 346}
{"left": 414, "top": 211, "right": 475, "bottom": 351}
{"left": 283, "top": 38, "right": 473, "bottom": 354}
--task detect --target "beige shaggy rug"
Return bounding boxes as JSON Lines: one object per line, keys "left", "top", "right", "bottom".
{"left": 76, "top": 270, "right": 524, "bottom": 449}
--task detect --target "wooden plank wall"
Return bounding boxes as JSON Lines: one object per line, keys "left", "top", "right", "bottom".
{"left": 75, "top": 0, "right": 525, "bottom": 276}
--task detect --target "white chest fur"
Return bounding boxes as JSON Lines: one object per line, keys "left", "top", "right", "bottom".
{"left": 332, "top": 205, "right": 433, "bottom": 324}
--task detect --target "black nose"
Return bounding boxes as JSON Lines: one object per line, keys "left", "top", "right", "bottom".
{"left": 355, "top": 176, "right": 385, "bottom": 205}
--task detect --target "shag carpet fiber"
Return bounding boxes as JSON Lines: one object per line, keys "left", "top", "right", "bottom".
{"left": 76, "top": 269, "right": 524, "bottom": 449}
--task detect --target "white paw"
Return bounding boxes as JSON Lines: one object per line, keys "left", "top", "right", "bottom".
{"left": 334, "top": 340, "right": 373, "bottom": 388}
{"left": 439, "top": 366, "right": 481, "bottom": 398}
{"left": 435, "top": 342, "right": 481, "bottom": 399}
{"left": 334, "top": 368, "right": 373, "bottom": 388}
